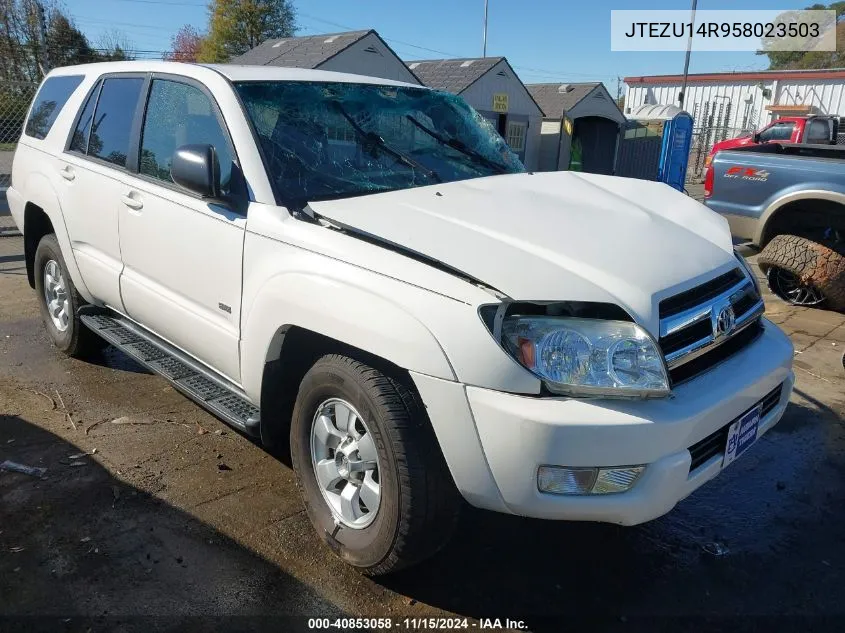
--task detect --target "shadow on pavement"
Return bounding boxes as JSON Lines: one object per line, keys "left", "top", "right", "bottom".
{"left": 380, "top": 400, "right": 845, "bottom": 632}
{"left": 0, "top": 413, "right": 345, "bottom": 632}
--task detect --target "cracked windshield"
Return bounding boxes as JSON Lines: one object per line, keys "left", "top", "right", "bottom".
{"left": 234, "top": 81, "right": 525, "bottom": 209}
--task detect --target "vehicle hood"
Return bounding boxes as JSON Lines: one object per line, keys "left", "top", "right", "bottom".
{"left": 309, "top": 171, "right": 735, "bottom": 333}
{"left": 712, "top": 136, "right": 753, "bottom": 154}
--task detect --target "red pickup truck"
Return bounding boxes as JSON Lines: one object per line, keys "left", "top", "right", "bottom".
{"left": 706, "top": 115, "right": 840, "bottom": 166}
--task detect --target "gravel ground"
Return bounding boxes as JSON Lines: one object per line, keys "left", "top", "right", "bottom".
{"left": 2, "top": 229, "right": 845, "bottom": 632}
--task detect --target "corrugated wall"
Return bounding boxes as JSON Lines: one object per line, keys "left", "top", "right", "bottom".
{"left": 626, "top": 81, "right": 774, "bottom": 131}
{"left": 776, "top": 80, "right": 845, "bottom": 115}
{"left": 626, "top": 77, "right": 845, "bottom": 132}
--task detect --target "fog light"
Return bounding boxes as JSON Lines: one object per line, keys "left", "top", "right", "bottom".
{"left": 537, "top": 465, "right": 645, "bottom": 495}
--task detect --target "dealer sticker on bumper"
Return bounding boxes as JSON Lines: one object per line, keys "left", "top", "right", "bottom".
{"left": 723, "top": 405, "right": 761, "bottom": 468}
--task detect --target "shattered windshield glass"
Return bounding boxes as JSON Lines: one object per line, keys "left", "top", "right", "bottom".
{"left": 234, "top": 81, "right": 525, "bottom": 210}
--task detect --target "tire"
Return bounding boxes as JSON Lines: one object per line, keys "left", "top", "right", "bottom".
{"left": 290, "top": 354, "right": 460, "bottom": 575}
{"left": 758, "top": 234, "right": 845, "bottom": 311}
{"left": 33, "top": 234, "right": 103, "bottom": 357}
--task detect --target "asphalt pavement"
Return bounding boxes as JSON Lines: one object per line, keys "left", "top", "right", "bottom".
{"left": 2, "top": 222, "right": 845, "bottom": 632}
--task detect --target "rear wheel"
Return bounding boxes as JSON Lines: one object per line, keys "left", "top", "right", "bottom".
{"left": 290, "top": 354, "right": 460, "bottom": 575}
{"left": 33, "top": 234, "right": 102, "bottom": 357}
{"left": 758, "top": 234, "right": 845, "bottom": 311}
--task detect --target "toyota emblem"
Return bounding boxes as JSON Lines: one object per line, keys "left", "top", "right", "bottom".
{"left": 714, "top": 304, "right": 736, "bottom": 338}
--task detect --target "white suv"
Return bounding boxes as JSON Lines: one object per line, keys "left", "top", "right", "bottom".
{"left": 8, "top": 61, "right": 794, "bottom": 574}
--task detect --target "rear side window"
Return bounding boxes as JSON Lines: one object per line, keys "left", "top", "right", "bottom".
{"left": 87, "top": 77, "right": 144, "bottom": 167}
{"left": 805, "top": 119, "right": 831, "bottom": 144}
{"left": 25, "top": 75, "right": 84, "bottom": 140}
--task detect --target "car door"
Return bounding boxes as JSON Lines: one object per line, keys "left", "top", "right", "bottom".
{"left": 57, "top": 74, "right": 146, "bottom": 311}
{"left": 117, "top": 75, "right": 246, "bottom": 384}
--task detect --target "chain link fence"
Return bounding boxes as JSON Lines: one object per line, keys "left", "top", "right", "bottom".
{"left": 686, "top": 125, "right": 748, "bottom": 183}
{"left": 0, "top": 80, "right": 37, "bottom": 190}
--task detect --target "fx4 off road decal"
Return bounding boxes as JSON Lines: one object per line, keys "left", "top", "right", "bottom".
{"left": 725, "top": 166, "right": 771, "bottom": 182}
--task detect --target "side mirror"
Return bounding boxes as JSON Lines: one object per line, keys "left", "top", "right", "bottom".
{"left": 171, "top": 144, "right": 221, "bottom": 198}
{"left": 752, "top": 132, "right": 761, "bottom": 143}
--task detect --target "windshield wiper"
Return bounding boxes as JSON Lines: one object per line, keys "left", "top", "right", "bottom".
{"left": 334, "top": 104, "right": 442, "bottom": 183}
{"left": 405, "top": 115, "right": 510, "bottom": 174}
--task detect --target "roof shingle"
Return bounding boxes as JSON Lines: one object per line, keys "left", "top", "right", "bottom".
{"left": 405, "top": 57, "right": 504, "bottom": 93}
{"left": 525, "top": 82, "right": 600, "bottom": 118}
{"left": 229, "top": 30, "right": 372, "bottom": 68}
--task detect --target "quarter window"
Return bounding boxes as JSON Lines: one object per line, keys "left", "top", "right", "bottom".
{"left": 25, "top": 75, "right": 84, "bottom": 140}
{"left": 506, "top": 121, "right": 527, "bottom": 152}
{"left": 88, "top": 77, "right": 144, "bottom": 167}
{"left": 139, "top": 79, "right": 233, "bottom": 192}
{"left": 69, "top": 82, "right": 100, "bottom": 153}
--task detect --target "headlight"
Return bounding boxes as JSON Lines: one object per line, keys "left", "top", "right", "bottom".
{"left": 500, "top": 316, "right": 670, "bottom": 398}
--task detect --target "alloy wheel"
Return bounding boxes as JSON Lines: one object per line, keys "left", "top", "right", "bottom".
{"left": 43, "top": 259, "right": 70, "bottom": 332}
{"left": 766, "top": 266, "right": 825, "bottom": 307}
{"left": 310, "top": 398, "right": 381, "bottom": 529}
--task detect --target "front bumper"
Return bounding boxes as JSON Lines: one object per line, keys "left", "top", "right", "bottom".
{"left": 414, "top": 318, "right": 794, "bottom": 525}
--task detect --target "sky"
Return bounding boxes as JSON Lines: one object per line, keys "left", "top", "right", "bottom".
{"left": 67, "top": 0, "right": 816, "bottom": 91}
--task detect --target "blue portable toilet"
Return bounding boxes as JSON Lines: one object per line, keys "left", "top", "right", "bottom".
{"left": 617, "top": 104, "right": 694, "bottom": 191}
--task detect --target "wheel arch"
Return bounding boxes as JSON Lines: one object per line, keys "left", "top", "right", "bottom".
{"left": 257, "top": 325, "right": 424, "bottom": 452}
{"left": 757, "top": 189, "right": 845, "bottom": 247}
{"left": 20, "top": 172, "right": 93, "bottom": 300}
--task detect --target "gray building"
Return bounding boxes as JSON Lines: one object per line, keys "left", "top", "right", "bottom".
{"left": 407, "top": 57, "right": 543, "bottom": 170}
{"left": 526, "top": 82, "right": 626, "bottom": 174}
{"left": 229, "top": 30, "right": 421, "bottom": 85}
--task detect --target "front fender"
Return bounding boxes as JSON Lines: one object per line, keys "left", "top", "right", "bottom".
{"left": 240, "top": 271, "right": 456, "bottom": 401}
{"left": 21, "top": 171, "right": 94, "bottom": 302}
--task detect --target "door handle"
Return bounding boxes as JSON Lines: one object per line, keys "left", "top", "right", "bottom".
{"left": 59, "top": 166, "right": 75, "bottom": 181}
{"left": 121, "top": 192, "right": 144, "bottom": 211}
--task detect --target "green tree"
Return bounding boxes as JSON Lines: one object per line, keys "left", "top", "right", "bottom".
{"left": 0, "top": 1, "right": 133, "bottom": 81}
{"left": 48, "top": 12, "right": 97, "bottom": 67}
{"left": 198, "top": 0, "right": 296, "bottom": 63}
{"left": 758, "top": 2, "right": 845, "bottom": 69}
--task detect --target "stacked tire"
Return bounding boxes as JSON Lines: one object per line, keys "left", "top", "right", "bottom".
{"left": 758, "top": 234, "right": 845, "bottom": 311}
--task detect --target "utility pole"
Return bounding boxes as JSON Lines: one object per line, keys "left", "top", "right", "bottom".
{"left": 35, "top": 0, "right": 50, "bottom": 75}
{"left": 482, "top": 0, "right": 489, "bottom": 57}
{"left": 679, "top": 0, "right": 698, "bottom": 109}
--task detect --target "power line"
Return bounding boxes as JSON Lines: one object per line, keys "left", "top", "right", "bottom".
{"left": 107, "top": 0, "right": 206, "bottom": 6}
{"left": 297, "top": 12, "right": 612, "bottom": 82}
{"left": 70, "top": 7, "right": 615, "bottom": 85}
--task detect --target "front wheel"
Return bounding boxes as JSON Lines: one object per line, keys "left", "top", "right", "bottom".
{"left": 290, "top": 354, "right": 460, "bottom": 575}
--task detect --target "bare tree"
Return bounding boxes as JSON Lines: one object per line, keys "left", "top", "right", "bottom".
{"left": 96, "top": 29, "right": 136, "bottom": 61}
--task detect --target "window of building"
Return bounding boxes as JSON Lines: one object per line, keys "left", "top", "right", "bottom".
{"left": 506, "top": 121, "right": 527, "bottom": 152}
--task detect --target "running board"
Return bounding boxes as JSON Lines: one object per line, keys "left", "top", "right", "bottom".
{"left": 80, "top": 310, "right": 261, "bottom": 437}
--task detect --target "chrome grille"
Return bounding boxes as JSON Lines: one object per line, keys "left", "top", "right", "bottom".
{"left": 659, "top": 268, "right": 764, "bottom": 384}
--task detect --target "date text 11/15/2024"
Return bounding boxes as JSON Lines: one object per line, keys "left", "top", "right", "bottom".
{"left": 307, "top": 618, "right": 528, "bottom": 630}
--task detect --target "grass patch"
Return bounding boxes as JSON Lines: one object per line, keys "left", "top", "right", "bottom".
{"left": 0, "top": 143, "right": 16, "bottom": 152}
